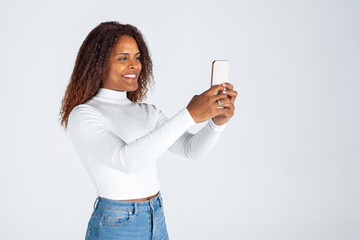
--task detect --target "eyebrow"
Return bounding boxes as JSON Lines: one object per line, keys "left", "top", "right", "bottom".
{"left": 115, "top": 52, "right": 141, "bottom": 56}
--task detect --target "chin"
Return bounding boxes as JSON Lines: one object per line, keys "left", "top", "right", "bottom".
{"left": 129, "top": 85, "right": 138, "bottom": 92}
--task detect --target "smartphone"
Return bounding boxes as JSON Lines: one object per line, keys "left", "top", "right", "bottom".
{"left": 211, "top": 60, "right": 229, "bottom": 109}
{"left": 211, "top": 60, "right": 229, "bottom": 88}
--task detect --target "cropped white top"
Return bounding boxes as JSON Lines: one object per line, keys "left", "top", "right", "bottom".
{"left": 68, "top": 87, "right": 227, "bottom": 200}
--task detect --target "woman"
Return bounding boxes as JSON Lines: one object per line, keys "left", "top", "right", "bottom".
{"left": 59, "top": 21, "right": 237, "bottom": 240}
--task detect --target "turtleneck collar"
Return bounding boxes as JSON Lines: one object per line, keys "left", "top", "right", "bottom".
{"left": 95, "top": 88, "right": 129, "bottom": 100}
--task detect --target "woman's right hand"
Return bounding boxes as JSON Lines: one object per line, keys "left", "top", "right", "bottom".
{"left": 186, "top": 84, "right": 229, "bottom": 123}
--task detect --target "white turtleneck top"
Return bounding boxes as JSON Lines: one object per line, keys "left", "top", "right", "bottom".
{"left": 68, "top": 87, "right": 227, "bottom": 200}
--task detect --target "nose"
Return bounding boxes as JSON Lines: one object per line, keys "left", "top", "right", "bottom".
{"left": 128, "top": 59, "right": 139, "bottom": 69}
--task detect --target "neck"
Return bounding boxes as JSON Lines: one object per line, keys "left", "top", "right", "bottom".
{"left": 95, "top": 87, "right": 129, "bottom": 100}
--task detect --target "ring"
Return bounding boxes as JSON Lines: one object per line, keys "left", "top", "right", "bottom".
{"left": 217, "top": 99, "right": 221, "bottom": 106}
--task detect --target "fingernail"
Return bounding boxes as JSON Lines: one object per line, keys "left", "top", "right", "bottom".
{"left": 222, "top": 83, "right": 226, "bottom": 86}
{"left": 222, "top": 90, "right": 226, "bottom": 93}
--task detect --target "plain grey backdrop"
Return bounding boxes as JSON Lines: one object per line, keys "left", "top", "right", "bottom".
{"left": 0, "top": 0, "right": 359, "bottom": 239}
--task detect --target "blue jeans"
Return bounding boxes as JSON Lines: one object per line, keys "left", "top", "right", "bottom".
{"left": 85, "top": 191, "right": 169, "bottom": 240}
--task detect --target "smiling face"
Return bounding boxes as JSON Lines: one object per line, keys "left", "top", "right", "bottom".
{"left": 102, "top": 35, "right": 142, "bottom": 92}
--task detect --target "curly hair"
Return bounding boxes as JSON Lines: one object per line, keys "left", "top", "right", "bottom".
{"left": 58, "top": 21, "right": 154, "bottom": 131}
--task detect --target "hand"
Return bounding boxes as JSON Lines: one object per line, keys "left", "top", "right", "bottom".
{"left": 212, "top": 82, "right": 237, "bottom": 126}
{"left": 186, "top": 84, "right": 230, "bottom": 123}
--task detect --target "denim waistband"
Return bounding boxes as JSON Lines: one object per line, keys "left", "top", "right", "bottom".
{"left": 93, "top": 191, "right": 163, "bottom": 212}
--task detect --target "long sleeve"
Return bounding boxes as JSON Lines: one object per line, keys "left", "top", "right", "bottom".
{"left": 154, "top": 106, "right": 227, "bottom": 160}
{"left": 68, "top": 104, "right": 196, "bottom": 174}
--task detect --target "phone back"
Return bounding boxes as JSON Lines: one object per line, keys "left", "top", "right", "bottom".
{"left": 211, "top": 60, "right": 229, "bottom": 87}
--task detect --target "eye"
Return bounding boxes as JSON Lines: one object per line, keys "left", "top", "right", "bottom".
{"left": 136, "top": 56, "right": 141, "bottom": 61}
{"left": 118, "top": 57, "right": 127, "bottom": 61}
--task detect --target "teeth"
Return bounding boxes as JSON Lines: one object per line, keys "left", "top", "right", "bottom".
{"left": 123, "top": 74, "right": 136, "bottom": 78}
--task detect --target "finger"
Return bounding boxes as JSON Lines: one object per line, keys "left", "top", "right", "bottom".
{"left": 217, "top": 98, "right": 231, "bottom": 106}
{"left": 220, "top": 102, "right": 234, "bottom": 110}
{"left": 221, "top": 82, "right": 234, "bottom": 90}
{"left": 213, "top": 101, "right": 233, "bottom": 112}
{"left": 208, "top": 84, "right": 227, "bottom": 95}
{"left": 218, "top": 104, "right": 235, "bottom": 118}
{"left": 212, "top": 92, "right": 230, "bottom": 102}
{"left": 223, "top": 89, "right": 237, "bottom": 98}
{"left": 214, "top": 107, "right": 228, "bottom": 116}
{"left": 211, "top": 87, "right": 237, "bottom": 102}
{"left": 225, "top": 89, "right": 237, "bottom": 104}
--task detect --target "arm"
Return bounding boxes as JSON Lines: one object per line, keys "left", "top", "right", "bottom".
{"left": 154, "top": 106, "right": 227, "bottom": 160}
{"left": 68, "top": 104, "right": 196, "bottom": 174}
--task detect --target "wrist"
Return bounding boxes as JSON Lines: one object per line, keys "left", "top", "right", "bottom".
{"left": 209, "top": 118, "right": 227, "bottom": 131}
{"left": 211, "top": 118, "right": 222, "bottom": 126}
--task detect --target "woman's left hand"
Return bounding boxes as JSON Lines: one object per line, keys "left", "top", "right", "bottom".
{"left": 212, "top": 82, "right": 237, "bottom": 126}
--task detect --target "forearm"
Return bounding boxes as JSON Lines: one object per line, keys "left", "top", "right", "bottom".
{"left": 182, "top": 119, "right": 227, "bottom": 160}
{"left": 114, "top": 107, "right": 196, "bottom": 173}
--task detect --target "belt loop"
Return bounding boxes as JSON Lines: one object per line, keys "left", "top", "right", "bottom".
{"left": 158, "top": 194, "right": 163, "bottom": 208}
{"left": 93, "top": 196, "right": 100, "bottom": 210}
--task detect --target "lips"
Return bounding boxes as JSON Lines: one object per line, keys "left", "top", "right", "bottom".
{"left": 121, "top": 72, "right": 138, "bottom": 80}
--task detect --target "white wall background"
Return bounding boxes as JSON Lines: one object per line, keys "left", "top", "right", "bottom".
{"left": 0, "top": 0, "right": 359, "bottom": 239}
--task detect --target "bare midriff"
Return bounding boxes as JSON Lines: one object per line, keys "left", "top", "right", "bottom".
{"left": 122, "top": 191, "right": 159, "bottom": 202}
